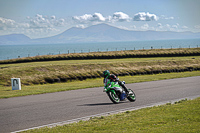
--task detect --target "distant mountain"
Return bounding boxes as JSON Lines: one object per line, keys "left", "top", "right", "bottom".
{"left": 32, "top": 24, "right": 200, "bottom": 44}
{"left": 0, "top": 23, "right": 200, "bottom": 45}
{"left": 0, "top": 34, "right": 31, "bottom": 45}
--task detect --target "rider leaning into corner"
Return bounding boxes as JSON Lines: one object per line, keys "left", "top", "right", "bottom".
{"left": 103, "top": 70, "right": 132, "bottom": 94}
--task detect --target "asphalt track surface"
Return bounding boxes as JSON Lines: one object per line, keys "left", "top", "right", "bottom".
{"left": 0, "top": 76, "right": 200, "bottom": 133}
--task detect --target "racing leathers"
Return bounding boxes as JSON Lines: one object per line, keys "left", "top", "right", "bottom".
{"left": 103, "top": 74, "right": 128, "bottom": 93}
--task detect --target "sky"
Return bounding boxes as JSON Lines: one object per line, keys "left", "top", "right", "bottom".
{"left": 0, "top": 0, "right": 200, "bottom": 39}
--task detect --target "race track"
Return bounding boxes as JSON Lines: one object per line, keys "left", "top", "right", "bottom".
{"left": 0, "top": 76, "right": 199, "bottom": 133}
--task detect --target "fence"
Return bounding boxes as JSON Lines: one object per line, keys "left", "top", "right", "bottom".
{"left": 6, "top": 45, "right": 200, "bottom": 60}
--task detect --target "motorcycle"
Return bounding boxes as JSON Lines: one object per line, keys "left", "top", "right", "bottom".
{"left": 105, "top": 81, "right": 136, "bottom": 104}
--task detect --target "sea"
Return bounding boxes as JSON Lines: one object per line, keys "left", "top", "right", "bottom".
{"left": 0, "top": 39, "right": 200, "bottom": 61}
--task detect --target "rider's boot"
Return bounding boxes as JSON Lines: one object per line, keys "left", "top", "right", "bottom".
{"left": 118, "top": 81, "right": 133, "bottom": 95}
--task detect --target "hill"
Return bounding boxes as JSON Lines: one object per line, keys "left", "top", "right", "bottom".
{"left": 0, "top": 24, "right": 200, "bottom": 44}
{"left": 0, "top": 34, "right": 31, "bottom": 44}
{"left": 34, "top": 24, "right": 200, "bottom": 43}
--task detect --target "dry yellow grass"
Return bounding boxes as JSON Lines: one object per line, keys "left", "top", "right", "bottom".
{"left": 1, "top": 56, "right": 200, "bottom": 86}
{"left": 0, "top": 48, "right": 200, "bottom": 64}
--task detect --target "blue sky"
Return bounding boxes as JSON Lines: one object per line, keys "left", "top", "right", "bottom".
{"left": 0, "top": 0, "right": 200, "bottom": 39}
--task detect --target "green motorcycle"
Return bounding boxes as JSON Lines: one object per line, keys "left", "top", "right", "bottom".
{"left": 105, "top": 81, "right": 136, "bottom": 104}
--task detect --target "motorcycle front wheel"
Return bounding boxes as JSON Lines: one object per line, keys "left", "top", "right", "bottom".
{"left": 107, "top": 91, "right": 120, "bottom": 104}
{"left": 127, "top": 89, "right": 136, "bottom": 102}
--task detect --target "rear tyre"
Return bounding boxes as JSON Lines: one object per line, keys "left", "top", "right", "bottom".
{"left": 107, "top": 91, "right": 120, "bottom": 104}
{"left": 127, "top": 89, "right": 136, "bottom": 102}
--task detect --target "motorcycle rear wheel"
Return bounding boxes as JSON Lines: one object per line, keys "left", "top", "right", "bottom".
{"left": 127, "top": 89, "right": 136, "bottom": 102}
{"left": 107, "top": 91, "right": 120, "bottom": 104}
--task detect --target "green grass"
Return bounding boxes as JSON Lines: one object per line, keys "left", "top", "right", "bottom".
{"left": 23, "top": 97, "right": 200, "bottom": 133}
{"left": 1, "top": 71, "right": 200, "bottom": 99}
{"left": 1, "top": 47, "right": 200, "bottom": 64}
{"left": 1, "top": 56, "right": 200, "bottom": 86}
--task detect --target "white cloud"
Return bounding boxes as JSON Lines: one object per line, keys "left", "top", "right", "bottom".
{"left": 131, "top": 25, "right": 137, "bottom": 29}
{"left": 113, "top": 12, "right": 131, "bottom": 22}
{"left": 155, "top": 23, "right": 191, "bottom": 32}
{"left": 75, "top": 24, "right": 86, "bottom": 28}
{"left": 141, "top": 23, "right": 149, "bottom": 30}
{"left": 27, "top": 14, "right": 66, "bottom": 28}
{"left": 0, "top": 17, "right": 16, "bottom": 30}
{"left": 140, "top": 23, "right": 155, "bottom": 31}
{"left": 72, "top": 13, "right": 105, "bottom": 22}
{"left": 18, "top": 23, "right": 30, "bottom": 28}
{"left": 157, "top": 23, "right": 162, "bottom": 27}
{"left": 73, "top": 12, "right": 131, "bottom": 24}
{"left": 194, "top": 24, "right": 200, "bottom": 29}
{"left": 51, "top": 15, "right": 56, "bottom": 20}
{"left": 172, "top": 25, "right": 178, "bottom": 29}
{"left": 133, "top": 12, "right": 158, "bottom": 21}
{"left": 92, "top": 13, "right": 105, "bottom": 21}
{"left": 182, "top": 26, "right": 188, "bottom": 29}
{"left": 165, "top": 24, "right": 171, "bottom": 28}
{"left": 160, "top": 15, "right": 174, "bottom": 20}
{"left": 106, "top": 16, "right": 113, "bottom": 22}
{"left": 72, "top": 14, "right": 93, "bottom": 22}
{"left": 35, "top": 14, "right": 45, "bottom": 22}
{"left": 55, "top": 19, "right": 65, "bottom": 26}
{"left": 0, "top": 15, "right": 68, "bottom": 38}
{"left": 117, "top": 25, "right": 129, "bottom": 30}
{"left": 1, "top": 11, "right": 197, "bottom": 38}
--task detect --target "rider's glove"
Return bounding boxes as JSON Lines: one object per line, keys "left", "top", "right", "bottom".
{"left": 103, "top": 88, "right": 107, "bottom": 92}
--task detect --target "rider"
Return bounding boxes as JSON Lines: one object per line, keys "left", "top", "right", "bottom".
{"left": 103, "top": 70, "right": 128, "bottom": 93}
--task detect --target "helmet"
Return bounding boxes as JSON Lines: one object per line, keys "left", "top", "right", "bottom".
{"left": 103, "top": 70, "right": 110, "bottom": 78}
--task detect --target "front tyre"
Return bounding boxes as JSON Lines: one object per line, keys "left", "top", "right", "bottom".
{"left": 127, "top": 89, "right": 136, "bottom": 102}
{"left": 107, "top": 91, "right": 120, "bottom": 104}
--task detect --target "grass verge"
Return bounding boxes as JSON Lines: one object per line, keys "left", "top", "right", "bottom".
{"left": 1, "top": 48, "right": 200, "bottom": 64}
{"left": 23, "top": 97, "right": 200, "bottom": 133}
{"left": 0, "top": 71, "right": 200, "bottom": 99}
{"left": 1, "top": 56, "right": 200, "bottom": 86}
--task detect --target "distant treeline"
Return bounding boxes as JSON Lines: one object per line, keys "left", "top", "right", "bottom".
{"left": 1, "top": 48, "right": 200, "bottom": 64}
